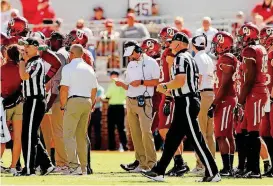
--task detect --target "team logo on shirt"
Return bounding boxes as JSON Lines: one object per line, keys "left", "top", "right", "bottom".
{"left": 217, "top": 34, "right": 224, "bottom": 43}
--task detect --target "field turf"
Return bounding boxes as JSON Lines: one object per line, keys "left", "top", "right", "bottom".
{"left": 1, "top": 151, "right": 272, "bottom": 185}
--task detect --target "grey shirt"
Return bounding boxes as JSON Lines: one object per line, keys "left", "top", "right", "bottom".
{"left": 51, "top": 47, "right": 69, "bottom": 103}
{"left": 119, "top": 23, "right": 150, "bottom": 39}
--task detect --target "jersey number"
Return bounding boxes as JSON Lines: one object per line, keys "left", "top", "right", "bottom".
{"left": 214, "top": 71, "right": 219, "bottom": 88}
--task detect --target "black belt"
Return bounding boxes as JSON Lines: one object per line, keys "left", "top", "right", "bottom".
{"left": 24, "top": 95, "right": 45, "bottom": 100}
{"left": 200, "top": 88, "right": 213, "bottom": 92}
{"left": 174, "top": 92, "right": 200, "bottom": 98}
{"left": 128, "top": 96, "right": 151, "bottom": 100}
{"left": 68, "top": 95, "right": 89, "bottom": 99}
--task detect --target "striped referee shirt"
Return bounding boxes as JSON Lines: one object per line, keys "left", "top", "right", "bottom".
{"left": 170, "top": 49, "right": 199, "bottom": 97}
{"left": 22, "top": 56, "right": 45, "bottom": 98}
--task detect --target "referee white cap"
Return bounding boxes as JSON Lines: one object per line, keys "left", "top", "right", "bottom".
{"left": 192, "top": 34, "right": 207, "bottom": 48}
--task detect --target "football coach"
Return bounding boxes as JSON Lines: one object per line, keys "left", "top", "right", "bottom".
{"left": 115, "top": 40, "right": 160, "bottom": 171}
{"left": 141, "top": 32, "right": 220, "bottom": 182}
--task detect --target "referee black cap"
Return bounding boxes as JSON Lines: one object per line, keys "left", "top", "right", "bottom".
{"left": 18, "top": 37, "right": 39, "bottom": 46}
{"left": 172, "top": 32, "right": 189, "bottom": 44}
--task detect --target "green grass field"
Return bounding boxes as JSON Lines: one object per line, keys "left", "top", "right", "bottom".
{"left": 1, "top": 151, "right": 272, "bottom": 185}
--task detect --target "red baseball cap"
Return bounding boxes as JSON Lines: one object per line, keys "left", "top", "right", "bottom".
{"left": 105, "top": 19, "right": 113, "bottom": 27}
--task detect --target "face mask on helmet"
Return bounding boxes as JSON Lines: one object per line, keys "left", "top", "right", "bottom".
{"left": 64, "top": 33, "right": 76, "bottom": 51}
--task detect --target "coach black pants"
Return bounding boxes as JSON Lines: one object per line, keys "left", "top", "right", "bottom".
{"left": 107, "top": 105, "right": 127, "bottom": 150}
{"left": 154, "top": 96, "right": 218, "bottom": 177}
{"left": 22, "top": 98, "right": 51, "bottom": 174}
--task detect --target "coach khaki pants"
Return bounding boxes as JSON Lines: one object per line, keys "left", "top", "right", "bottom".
{"left": 63, "top": 98, "right": 92, "bottom": 170}
{"left": 52, "top": 101, "right": 68, "bottom": 166}
{"left": 126, "top": 98, "right": 157, "bottom": 170}
{"left": 196, "top": 91, "right": 216, "bottom": 168}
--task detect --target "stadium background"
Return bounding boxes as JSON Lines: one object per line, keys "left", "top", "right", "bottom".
{"left": 4, "top": 0, "right": 261, "bottom": 151}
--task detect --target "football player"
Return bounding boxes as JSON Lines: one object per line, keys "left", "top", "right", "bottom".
{"left": 208, "top": 32, "right": 237, "bottom": 176}
{"left": 63, "top": 29, "right": 94, "bottom": 67}
{"left": 6, "top": 17, "right": 61, "bottom": 83}
{"left": 259, "top": 26, "right": 273, "bottom": 177}
{"left": 140, "top": 38, "right": 162, "bottom": 132}
{"left": 157, "top": 27, "right": 189, "bottom": 176}
{"left": 234, "top": 23, "right": 268, "bottom": 178}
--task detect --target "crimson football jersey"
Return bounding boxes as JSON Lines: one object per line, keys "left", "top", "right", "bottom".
{"left": 40, "top": 50, "right": 61, "bottom": 83}
{"left": 153, "top": 58, "right": 163, "bottom": 109}
{"left": 82, "top": 49, "right": 94, "bottom": 67}
{"left": 160, "top": 48, "right": 173, "bottom": 83}
{"left": 241, "top": 45, "right": 268, "bottom": 93}
{"left": 214, "top": 53, "right": 237, "bottom": 98}
{"left": 266, "top": 50, "right": 273, "bottom": 91}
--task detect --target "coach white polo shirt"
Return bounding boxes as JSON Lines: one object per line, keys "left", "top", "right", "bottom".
{"left": 60, "top": 58, "right": 98, "bottom": 98}
{"left": 125, "top": 54, "right": 160, "bottom": 97}
{"left": 194, "top": 50, "right": 214, "bottom": 90}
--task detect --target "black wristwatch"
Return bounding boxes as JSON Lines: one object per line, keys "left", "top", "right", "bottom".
{"left": 141, "top": 80, "right": 144, "bottom": 85}
{"left": 60, "top": 107, "right": 65, "bottom": 111}
{"left": 162, "top": 84, "right": 168, "bottom": 91}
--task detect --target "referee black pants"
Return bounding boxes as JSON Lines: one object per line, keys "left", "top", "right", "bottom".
{"left": 155, "top": 96, "right": 218, "bottom": 177}
{"left": 22, "top": 98, "right": 51, "bottom": 174}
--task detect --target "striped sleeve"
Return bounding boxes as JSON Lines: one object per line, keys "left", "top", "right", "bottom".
{"left": 174, "top": 56, "right": 187, "bottom": 75}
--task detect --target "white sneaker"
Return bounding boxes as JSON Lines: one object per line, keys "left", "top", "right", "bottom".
{"left": 35, "top": 166, "right": 41, "bottom": 175}
{"left": 10, "top": 168, "right": 19, "bottom": 176}
{"left": 191, "top": 167, "right": 205, "bottom": 176}
{"left": 129, "top": 166, "right": 143, "bottom": 173}
{"left": 63, "top": 166, "right": 82, "bottom": 175}
{"left": 54, "top": 166, "right": 69, "bottom": 173}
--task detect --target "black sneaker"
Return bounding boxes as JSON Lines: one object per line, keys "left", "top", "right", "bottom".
{"left": 262, "top": 167, "right": 273, "bottom": 177}
{"left": 196, "top": 173, "right": 221, "bottom": 182}
{"left": 220, "top": 169, "right": 232, "bottom": 177}
{"left": 243, "top": 171, "right": 262, "bottom": 179}
{"left": 263, "top": 164, "right": 272, "bottom": 175}
{"left": 141, "top": 169, "right": 164, "bottom": 182}
{"left": 234, "top": 168, "right": 247, "bottom": 178}
{"left": 87, "top": 166, "right": 93, "bottom": 175}
{"left": 40, "top": 165, "right": 55, "bottom": 176}
{"left": 19, "top": 168, "right": 36, "bottom": 176}
{"left": 166, "top": 163, "right": 189, "bottom": 176}
{"left": 120, "top": 160, "right": 139, "bottom": 172}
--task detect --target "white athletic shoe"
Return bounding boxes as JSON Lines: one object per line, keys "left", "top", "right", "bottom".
{"left": 10, "top": 168, "right": 19, "bottom": 176}
{"left": 129, "top": 166, "right": 143, "bottom": 173}
{"left": 63, "top": 166, "right": 82, "bottom": 175}
{"left": 191, "top": 167, "right": 205, "bottom": 176}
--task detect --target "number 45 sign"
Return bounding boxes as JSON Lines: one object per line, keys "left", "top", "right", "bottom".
{"left": 129, "top": 0, "right": 152, "bottom": 16}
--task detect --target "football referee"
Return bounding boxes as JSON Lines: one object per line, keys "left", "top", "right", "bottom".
{"left": 141, "top": 32, "right": 220, "bottom": 182}
{"left": 19, "top": 37, "right": 54, "bottom": 176}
